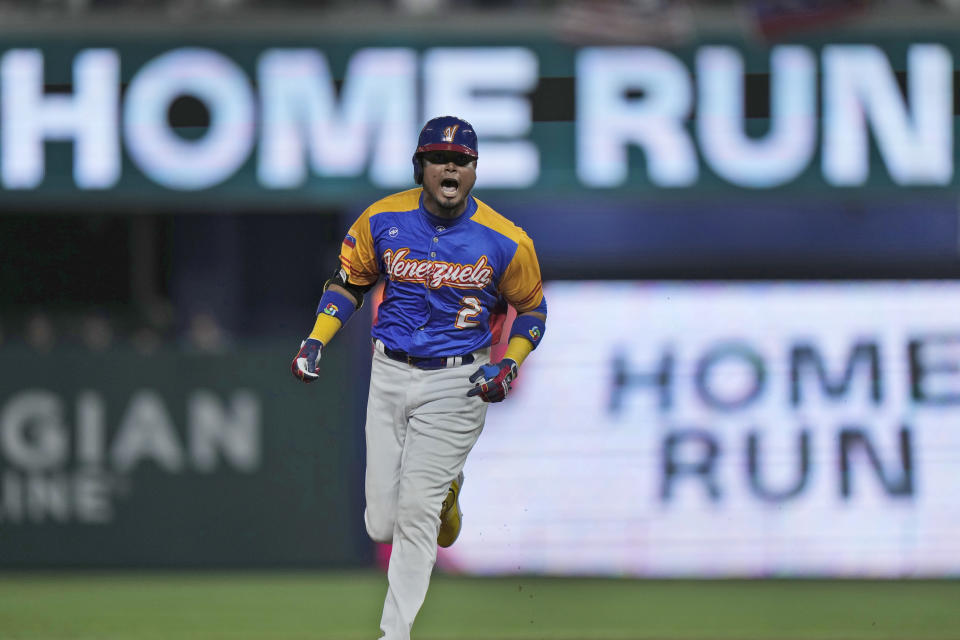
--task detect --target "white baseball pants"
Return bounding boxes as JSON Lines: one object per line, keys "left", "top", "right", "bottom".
{"left": 363, "top": 346, "right": 490, "bottom": 640}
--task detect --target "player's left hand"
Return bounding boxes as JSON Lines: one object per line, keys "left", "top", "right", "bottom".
{"left": 467, "top": 359, "right": 518, "bottom": 403}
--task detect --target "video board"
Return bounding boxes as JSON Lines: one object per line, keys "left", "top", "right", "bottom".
{"left": 440, "top": 281, "right": 960, "bottom": 577}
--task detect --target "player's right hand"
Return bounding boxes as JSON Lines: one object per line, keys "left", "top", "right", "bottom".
{"left": 291, "top": 338, "right": 322, "bottom": 383}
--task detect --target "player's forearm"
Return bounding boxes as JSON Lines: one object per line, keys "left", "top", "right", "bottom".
{"left": 308, "top": 284, "right": 361, "bottom": 345}
{"left": 503, "top": 311, "right": 546, "bottom": 366}
{"left": 308, "top": 313, "right": 341, "bottom": 344}
{"left": 503, "top": 335, "right": 534, "bottom": 366}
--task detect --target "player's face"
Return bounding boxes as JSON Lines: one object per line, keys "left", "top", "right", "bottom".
{"left": 420, "top": 151, "right": 477, "bottom": 218}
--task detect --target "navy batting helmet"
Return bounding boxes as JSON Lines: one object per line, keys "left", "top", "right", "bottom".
{"left": 412, "top": 116, "right": 478, "bottom": 185}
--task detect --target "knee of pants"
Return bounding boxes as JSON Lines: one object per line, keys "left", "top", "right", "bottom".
{"left": 395, "top": 492, "right": 440, "bottom": 538}
{"left": 364, "top": 506, "right": 395, "bottom": 544}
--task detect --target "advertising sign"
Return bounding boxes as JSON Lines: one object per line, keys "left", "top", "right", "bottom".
{"left": 441, "top": 281, "right": 960, "bottom": 577}
{"left": 0, "top": 32, "right": 957, "bottom": 206}
{"left": 0, "top": 345, "right": 370, "bottom": 568}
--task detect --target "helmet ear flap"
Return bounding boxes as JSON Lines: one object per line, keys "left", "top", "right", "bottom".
{"left": 412, "top": 154, "right": 423, "bottom": 185}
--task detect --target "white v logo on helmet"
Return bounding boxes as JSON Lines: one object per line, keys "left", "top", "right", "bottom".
{"left": 442, "top": 125, "right": 459, "bottom": 142}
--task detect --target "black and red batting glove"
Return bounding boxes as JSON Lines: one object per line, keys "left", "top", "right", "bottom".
{"left": 467, "top": 359, "right": 519, "bottom": 403}
{"left": 291, "top": 338, "right": 322, "bottom": 383}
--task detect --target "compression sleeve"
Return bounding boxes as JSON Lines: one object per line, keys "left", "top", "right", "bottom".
{"left": 308, "top": 313, "right": 341, "bottom": 344}
{"left": 503, "top": 335, "right": 535, "bottom": 366}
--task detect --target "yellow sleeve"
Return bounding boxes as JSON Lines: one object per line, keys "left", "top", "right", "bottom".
{"left": 503, "top": 334, "right": 535, "bottom": 366}
{"left": 308, "top": 313, "right": 341, "bottom": 344}
{"left": 499, "top": 232, "right": 544, "bottom": 313}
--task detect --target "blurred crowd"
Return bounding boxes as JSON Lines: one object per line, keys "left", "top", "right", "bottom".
{"left": 0, "top": 0, "right": 547, "bottom": 13}
{"left": 0, "top": 303, "right": 226, "bottom": 355}
{"left": 0, "top": 0, "right": 954, "bottom": 44}
{"left": 2, "top": 304, "right": 230, "bottom": 354}
{"left": 0, "top": 211, "right": 344, "bottom": 355}
{"left": 0, "top": 303, "right": 231, "bottom": 355}
{"left": 2, "top": 0, "right": 958, "bottom": 16}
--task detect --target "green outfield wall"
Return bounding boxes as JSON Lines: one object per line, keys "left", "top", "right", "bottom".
{"left": 0, "top": 344, "right": 371, "bottom": 568}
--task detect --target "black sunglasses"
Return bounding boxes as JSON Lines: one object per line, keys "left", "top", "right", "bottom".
{"left": 421, "top": 151, "right": 475, "bottom": 167}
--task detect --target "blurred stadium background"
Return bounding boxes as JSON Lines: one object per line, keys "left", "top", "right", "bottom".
{"left": 1, "top": 0, "right": 960, "bottom": 638}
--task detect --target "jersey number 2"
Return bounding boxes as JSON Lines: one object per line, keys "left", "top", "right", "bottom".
{"left": 455, "top": 297, "right": 482, "bottom": 329}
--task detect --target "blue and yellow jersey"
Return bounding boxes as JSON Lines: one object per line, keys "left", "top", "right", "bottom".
{"left": 340, "top": 188, "right": 544, "bottom": 357}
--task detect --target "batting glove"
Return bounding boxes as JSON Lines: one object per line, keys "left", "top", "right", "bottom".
{"left": 467, "top": 359, "right": 519, "bottom": 403}
{"left": 291, "top": 338, "right": 322, "bottom": 383}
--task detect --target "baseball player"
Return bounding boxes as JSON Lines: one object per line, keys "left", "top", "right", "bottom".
{"left": 291, "top": 115, "right": 547, "bottom": 640}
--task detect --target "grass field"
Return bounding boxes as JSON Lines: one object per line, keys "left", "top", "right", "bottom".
{"left": 0, "top": 571, "right": 957, "bottom": 640}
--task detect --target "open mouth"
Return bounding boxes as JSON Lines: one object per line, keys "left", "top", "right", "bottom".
{"left": 440, "top": 178, "right": 459, "bottom": 198}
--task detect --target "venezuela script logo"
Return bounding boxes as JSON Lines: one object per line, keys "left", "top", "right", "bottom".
{"left": 383, "top": 248, "right": 494, "bottom": 289}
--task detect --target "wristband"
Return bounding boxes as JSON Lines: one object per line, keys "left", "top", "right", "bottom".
{"left": 509, "top": 313, "right": 546, "bottom": 349}
{"left": 316, "top": 289, "right": 357, "bottom": 325}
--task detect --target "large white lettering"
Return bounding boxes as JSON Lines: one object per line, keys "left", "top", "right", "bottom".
{"left": 1, "top": 48, "right": 119, "bottom": 189}
{"left": 111, "top": 391, "right": 184, "bottom": 472}
{"left": 0, "top": 389, "right": 264, "bottom": 526}
{"left": 697, "top": 46, "right": 816, "bottom": 188}
{"left": 0, "top": 44, "right": 951, "bottom": 194}
{"left": 189, "top": 390, "right": 261, "bottom": 472}
{"left": 576, "top": 47, "right": 697, "bottom": 187}
{"left": 258, "top": 48, "right": 416, "bottom": 188}
{"left": 823, "top": 44, "right": 953, "bottom": 186}
{"left": 423, "top": 47, "right": 539, "bottom": 188}
{"left": 76, "top": 391, "right": 105, "bottom": 467}
{"left": 0, "top": 470, "right": 113, "bottom": 524}
{"left": 0, "top": 391, "right": 68, "bottom": 471}
{"left": 124, "top": 47, "right": 255, "bottom": 190}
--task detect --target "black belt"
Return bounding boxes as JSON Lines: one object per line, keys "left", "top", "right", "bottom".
{"left": 376, "top": 340, "right": 475, "bottom": 370}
